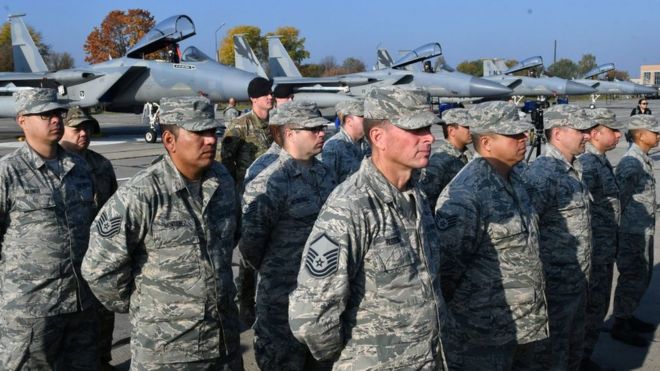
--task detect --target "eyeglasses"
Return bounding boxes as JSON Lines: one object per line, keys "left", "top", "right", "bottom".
{"left": 641, "top": 102, "right": 648, "bottom": 105}
{"left": 26, "top": 110, "right": 66, "bottom": 120}
{"left": 290, "top": 126, "right": 325, "bottom": 134}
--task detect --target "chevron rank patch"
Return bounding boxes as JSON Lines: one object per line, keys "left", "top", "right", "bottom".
{"left": 96, "top": 212, "right": 122, "bottom": 238}
{"left": 304, "top": 234, "right": 340, "bottom": 279}
{"left": 436, "top": 214, "right": 458, "bottom": 231}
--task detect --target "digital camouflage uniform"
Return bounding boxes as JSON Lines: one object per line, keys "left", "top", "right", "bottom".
{"left": 244, "top": 141, "right": 281, "bottom": 186}
{"left": 521, "top": 105, "right": 595, "bottom": 371}
{"left": 239, "top": 102, "right": 336, "bottom": 370}
{"left": 0, "top": 89, "right": 98, "bottom": 370}
{"left": 289, "top": 87, "right": 447, "bottom": 370}
{"left": 613, "top": 122, "right": 657, "bottom": 320}
{"left": 82, "top": 97, "right": 242, "bottom": 371}
{"left": 418, "top": 137, "right": 471, "bottom": 210}
{"left": 321, "top": 100, "right": 370, "bottom": 184}
{"left": 577, "top": 108, "right": 624, "bottom": 360}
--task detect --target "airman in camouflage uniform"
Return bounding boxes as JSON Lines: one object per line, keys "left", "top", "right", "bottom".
{"left": 611, "top": 114, "right": 660, "bottom": 348}
{"left": 60, "top": 106, "right": 119, "bottom": 369}
{"left": 576, "top": 108, "right": 625, "bottom": 368}
{"left": 220, "top": 77, "right": 274, "bottom": 326}
{"left": 321, "top": 100, "right": 370, "bottom": 183}
{"left": 289, "top": 87, "right": 447, "bottom": 370}
{"left": 239, "top": 101, "right": 336, "bottom": 370}
{"left": 82, "top": 96, "right": 242, "bottom": 371}
{"left": 0, "top": 88, "right": 98, "bottom": 370}
{"left": 521, "top": 104, "right": 596, "bottom": 370}
{"left": 435, "top": 105, "right": 548, "bottom": 370}
{"left": 418, "top": 107, "right": 473, "bottom": 210}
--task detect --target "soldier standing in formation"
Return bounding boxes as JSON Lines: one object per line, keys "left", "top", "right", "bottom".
{"left": 321, "top": 100, "right": 369, "bottom": 183}
{"left": 239, "top": 102, "right": 335, "bottom": 370}
{"left": 82, "top": 96, "right": 242, "bottom": 370}
{"left": 577, "top": 108, "right": 625, "bottom": 370}
{"left": 522, "top": 104, "right": 596, "bottom": 370}
{"left": 223, "top": 97, "right": 240, "bottom": 123}
{"left": 60, "top": 106, "right": 119, "bottom": 370}
{"left": 0, "top": 89, "right": 98, "bottom": 370}
{"left": 220, "top": 76, "right": 274, "bottom": 326}
{"left": 418, "top": 107, "right": 473, "bottom": 209}
{"left": 435, "top": 103, "right": 548, "bottom": 370}
{"left": 611, "top": 114, "right": 660, "bottom": 347}
{"left": 289, "top": 87, "right": 448, "bottom": 370}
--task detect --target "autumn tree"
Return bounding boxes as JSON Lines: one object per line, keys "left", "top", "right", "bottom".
{"left": 577, "top": 54, "right": 597, "bottom": 77}
{"left": 263, "top": 26, "right": 310, "bottom": 65}
{"left": 84, "top": 9, "right": 155, "bottom": 64}
{"left": 456, "top": 60, "right": 483, "bottom": 77}
{"left": 606, "top": 70, "right": 630, "bottom": 81}
{"left": 342, "top": 57, "right": 365, "bottom": 73}
{"left": 0, "top": 22, "right": 50, "bottom": 71}
{"left": 218, "top": 25, "right": 262, "bottom": 67}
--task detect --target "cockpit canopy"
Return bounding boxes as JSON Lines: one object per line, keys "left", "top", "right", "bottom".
{"left": 181, "top": 46, "right": 213, "bottom": 62}
{"left": 126, "top": 15, "right": 196, "bottom": 58}
{"left": 391, "top": 43, "right": 442, "bottom": 69}
{"left": 504, "top": 56, "right": 543, "bottom": 75}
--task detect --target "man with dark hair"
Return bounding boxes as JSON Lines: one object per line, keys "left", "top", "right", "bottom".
{"left": 273, "top": 84, "right": 294, "bottom": 106}
{"left": 0, "top": 88, "right": 98, "bottom": 370}
{"left": 82, "top": 96, "right": 243, "bottom": 370}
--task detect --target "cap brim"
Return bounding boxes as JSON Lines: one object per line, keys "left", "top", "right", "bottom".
{"left": 22, "top": 101, "right": 68, "bottom": 115}
{"left": 392, "top": 111, "right": 442, "bottom": 130}
{"left": 181, "top": 119, "right": 223, "bottom": 132}
{"left": 300, "top": 116, "right": 331, "bottom": 128}
{"left": 472, "top": 121, "right": 533, "bottom": 135}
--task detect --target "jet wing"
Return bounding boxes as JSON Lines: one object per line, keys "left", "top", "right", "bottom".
{"left": 275, "top": 76, "right": 377, "bottom": 87}
{"left": 0, "top": 70, "right": 102, "bottom": 88}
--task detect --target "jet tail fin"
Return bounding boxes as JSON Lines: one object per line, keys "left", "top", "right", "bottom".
{"left": 376, "top": 48, "right": 393, "bottom": 69}
{"left": 268, "top": 36, "right": 302, "bottom": 78}
{"left": 482, "top": 59, "right": 502, "bottom": 77}
{"left": 233, "top": 35, "right": 267, "bottom": 78}
{"left": 9, "top": 14, "right": 48, "bottom": 73}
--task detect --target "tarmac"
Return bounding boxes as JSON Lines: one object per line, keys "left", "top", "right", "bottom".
{"left": 1, "top": 96, "right": 659, "bottom": 370}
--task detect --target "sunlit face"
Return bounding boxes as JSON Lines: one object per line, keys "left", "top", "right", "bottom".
{"left": 346, "top": 115, "right": 365, "bottom": 139}
{"left": 591, "top": 125, "right": 621, "bottom": 152}
{"left": 167, "top": 127, "right": 218, "bottom": 174}
{"left": 18, "top": 110, "right": 65, "bottom": 146}
{"left": 251, "top": 92, "right": 273, "bottom": 112}
{"left": 60, "top": 123, "right": 93, "bottom": 153}
{"left": 287, "top": 125, "right": 326, "bottom": 158}
{"left": 641, "top": 129, "right": 660, "bottom": 150}
{"left": 450, "top": 124, "right": 472, "bottom": 147}
{"left": 557, "top": 126, "right": 591, "bottom": 156}
{"left": 381, "top": 123, "right": 435, "bottom": 169}
{"left": 484, "top": 132, "right": 528, "bottom": 167}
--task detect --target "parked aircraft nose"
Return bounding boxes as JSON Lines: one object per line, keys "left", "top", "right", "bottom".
{"left": 634, "top": 85, "right": 658, "bottom": 95}
{"left": 564, "top": 81, "right": 597, "bottom": 95}
{"left": 468, "top": 77, "right": 512, "bottom": 97}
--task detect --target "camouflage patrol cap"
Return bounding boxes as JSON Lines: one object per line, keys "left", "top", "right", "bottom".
{"left": 544, "top": 104, "right": 596, "bottom": 130}
{"left": 441, "top": 108, "right": 470, "bottom": 126}
{"left": 270, "top": 101, "right": 330, "bottom": 128}
{"left": 585, "top": 108, "right": 625, "bottom": 131}
{"left": 471, "top": 119, "right": 533, "bottom": 135}
{"left": 64, "top": 106, "right": 100, "bottom": 133}
{"left": 468, "top": 101, "right": 520, "bottom": 128}
{"left": 14, "top": 88, "right": 68, "bottom": 115}
{"left": 335, "top": 100, "right": 364, "bottom": 117}
{"left": 158, "top": 96, "right": 221, "bottom": 132}
{"left": 363, "top": 87, "right": 441, "bottom": 130}
{"left": 628, "top": 114, "right": 660, "bottom": 133}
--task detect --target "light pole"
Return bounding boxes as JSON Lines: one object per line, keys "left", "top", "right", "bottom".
{"left": 214, "top": 23, "right": 226, "bottom": 62}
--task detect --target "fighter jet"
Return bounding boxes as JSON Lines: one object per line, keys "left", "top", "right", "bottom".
{"left": 1, "top": 14, "right": 258, "bottom": 142}
{"left": 482, "top": 57, "right": 596, "bottom": 105}
{"left": 572, "top": 63, "right": 658, "bottom": 107}
{"left": 234, "top": 36, "right": 512, "bottom": 107}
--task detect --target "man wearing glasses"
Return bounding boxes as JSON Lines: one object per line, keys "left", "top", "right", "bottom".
{"left": 631, "top": 98, "right": 652, "bottom": 116}
{"left": 239, "top": 101, "right": 336, "bottom": 370}
{"left": 0, "top": 88, "right": 98, "bottom": 369}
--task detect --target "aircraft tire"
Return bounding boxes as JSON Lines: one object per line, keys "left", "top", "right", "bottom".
{"left": 145, "top": 129, "right": 157, "bottom": 143}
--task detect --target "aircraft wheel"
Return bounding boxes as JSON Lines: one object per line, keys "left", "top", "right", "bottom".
{"left": 589, "top": 104, "right": 596, "bottom": 109}
{"left": 144, "top": 129, "right": 157, "bottom": 143}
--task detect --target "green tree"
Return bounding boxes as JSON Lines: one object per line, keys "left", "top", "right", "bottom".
{"left": 546, "top": 58, "right": 578, "bottom": 79}
{"left": 299, "top": 63, "right": 324, "bottom": 77}
{"left": 0, "top": 22, "right": 50, "bottom": 71}
{"left": 577, "top": 54, "right": 597, "bottom": 77}
{"left": 45, "top": 52, "right": 75, "bottom": 70}
{"left": 264, "top": 26, "right": 310, "bottom": 65}
{"left": 456, "top": 60, "right": 483, "bottom": 77}
{"left": 219, "top": 25, "right": 262, "bottom": 66}
{"left": 341, "top": 57, "right": 365, "bottom": 73}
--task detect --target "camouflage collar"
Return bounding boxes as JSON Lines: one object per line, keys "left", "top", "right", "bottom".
{"left": 584, "top": 143, "right": 610, "bottom": 165}
{"left": 161, "top": 154, "right": 220, "bottom": 197}
{"left": 20, "top": 143, "right": 75, "bottom": 174}
{"left": 362, "top": 158, "right": 416, "bottom": 205}
{"left": 434, "top": 138, "right": 464, "bottom": 158}
{"left": 249, "top": 110, "right": 269, "bottom": 127}
{"left": 629, "top": 142, "right": 652, "bottom": 166}
{"left": 543, "top": 143, "right": 577, "bottom": 172}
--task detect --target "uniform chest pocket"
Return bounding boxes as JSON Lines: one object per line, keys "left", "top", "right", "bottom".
{"left": 556, "top": 192, "right": 587, "bottom": 212}
{"left": 288, "top": 198, "right": 319, "bottom": 221}
{"left": 14, "top": 192, "right": 56, "bottom": 212}
{"left": 152, "top": 220, "right": 200, "bottom": 248}
{"left": 369, "top": 234, "right": 415, "bottom": 272}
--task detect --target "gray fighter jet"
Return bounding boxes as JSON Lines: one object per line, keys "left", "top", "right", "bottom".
{"left": 482, "top": 57, "right": 596, "bottom": 105}
{"left": 234, "top": 36, "right": 512, "bottom": 106}
{"left": 1, "top": 14, "right": 258, "bottom": 142}
{"left": 573, "top": 63, "right": 657, "bottom": 107}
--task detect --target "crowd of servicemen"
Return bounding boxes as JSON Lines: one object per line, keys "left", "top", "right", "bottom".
{"left": 0, "top": 76, "right": 657, "bottom": 371}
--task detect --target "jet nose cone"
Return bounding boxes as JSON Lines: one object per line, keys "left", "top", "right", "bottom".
{"left": 469, "top": 77, "right": 512, "bottom": 97}
{"left": 565, "top": 81, "right": 596, "bottom": 95}
{"left": 635, "top": 85, "right": 658, "bottom": 95}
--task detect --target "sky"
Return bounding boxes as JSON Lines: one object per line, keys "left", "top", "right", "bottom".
{"left": 8, "top": 0, "right": 658, "bottom": 79}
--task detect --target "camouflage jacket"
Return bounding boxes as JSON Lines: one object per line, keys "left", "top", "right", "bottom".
{"left": 289, "top": 158, "right": 446, "bottom": 370}
{"left": 82, "top": 155, "right": 240, "bottom": 364}
{"left": 435, "top": 156, "right": 548, "bottom": 346}
{"left": 243, "top": 141, "right": 281, "bottom": 187}
{"left": 418, "top": 139, "right": 472, "bottom": 210}
{"left": 578, "top": 143, "right": 621, "bottom": 264}
{"left": 81, "top": 148, "right": 118, "bottom": 214}
{"left": 239, "top": 150, "right": 335, "bottom": 308}
{"left": 522, "top": 144, "right": 592, "bottom": 295}
{"left": 321, "top": 127, "right": 370, "bottom": 184}
{"left": 615, "top": 143, "right": 656, "bottom": 236}
{"left": 0, "top": 143, "right": 95, "bottom": 317}
{"left": 220, "top": 110, "right": 272, "bottom": 187}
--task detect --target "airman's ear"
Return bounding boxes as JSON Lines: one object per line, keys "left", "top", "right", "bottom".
{"left": 162, "top": 130, "right": 176, "bottom": 152}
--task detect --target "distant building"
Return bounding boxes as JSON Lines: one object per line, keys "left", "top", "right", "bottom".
{"left": 640, "top": 64, "right": 660, "bottom": 86}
